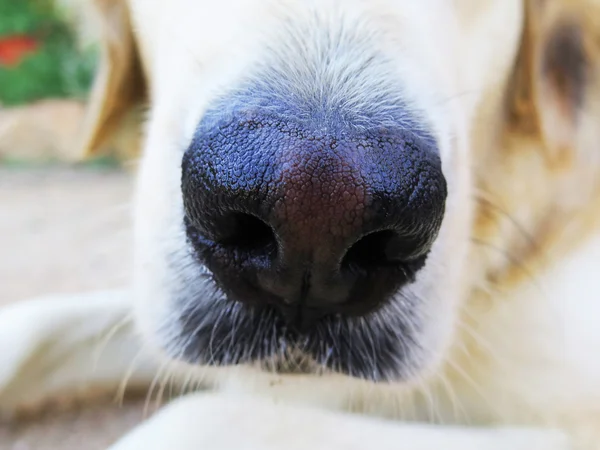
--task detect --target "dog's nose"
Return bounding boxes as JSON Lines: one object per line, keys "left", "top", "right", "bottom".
{"left": 182, "top": 112, "right": 446, "bottom": 330}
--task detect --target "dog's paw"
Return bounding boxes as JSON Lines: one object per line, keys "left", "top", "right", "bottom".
{"left": 0, "top": 290, "right": 156, "bottom": 417}
{"left": 109, "top": 392, "right": 573, "bottom": 450}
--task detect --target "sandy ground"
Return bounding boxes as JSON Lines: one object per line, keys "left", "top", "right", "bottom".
{"left": 0, "top": 167, "right": 148, "bottom": 450}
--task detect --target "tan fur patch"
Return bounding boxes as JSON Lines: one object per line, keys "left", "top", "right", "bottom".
{"left": 472, "top": 0, "right": 600, "bottom": 298}
{"left": 78, "top": 0, "right": 148, "bottom": 163}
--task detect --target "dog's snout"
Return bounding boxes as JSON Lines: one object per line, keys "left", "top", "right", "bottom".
{"left": 182, "top": 111, "right": 447, "bottom": 330}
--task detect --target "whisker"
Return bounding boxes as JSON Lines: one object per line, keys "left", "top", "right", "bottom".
{"left": 92, "top": 311, "right": 135, "bottom": 373}
{"left": 143, "top": 360, "right": 170, "bottom": 418}
{"left": 470, "top": 238, "right": 542, "bottom": 291}
{"left": 435, "top": 371, "right": 469, "bottom": 425}
{"left": 443, "top": 357, "right": 506, "bottom": 423}
{"left": 115, "top": 347, "right": 148, "bottom": 406}
{"left": 415, "top": 380, "right": 441, "bottom": 425}
{"left": 154, "top": 362, "right": 175, "bottom": 412}
{"left": 473, "top": 194, "right": 541, "bottom": 254}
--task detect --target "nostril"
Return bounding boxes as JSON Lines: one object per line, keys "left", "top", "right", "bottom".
{"left": 215, "top": 212, "right": 277, "bottom": 255}
{"left": 341, "top": 230, "right": 428, "bottom": 271}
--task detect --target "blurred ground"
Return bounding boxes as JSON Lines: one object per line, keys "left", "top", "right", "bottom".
{"left": 0, "top": 167, "right": 147, "bottom": 449}
{"left": 0, "top": 100, "right": 88, "bottom": 163}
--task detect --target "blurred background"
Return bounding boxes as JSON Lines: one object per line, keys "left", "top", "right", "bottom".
{"left": 0, "top": 1, "right": 145, "bottom": 448}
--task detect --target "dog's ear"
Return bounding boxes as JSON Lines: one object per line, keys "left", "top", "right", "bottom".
{"left": 508, "top": 0, "right": 598, "bottom": 158}
{"left": 78, "top": 0, "right": 147, "bottom": 161}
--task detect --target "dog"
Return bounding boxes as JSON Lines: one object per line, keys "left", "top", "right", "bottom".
{"left": 2, "top": 0, "right": 600, "bottom": 448}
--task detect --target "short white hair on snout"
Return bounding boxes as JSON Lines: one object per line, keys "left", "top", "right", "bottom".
{"left": 129, "top": 0, "right": 523, "bottom": 404}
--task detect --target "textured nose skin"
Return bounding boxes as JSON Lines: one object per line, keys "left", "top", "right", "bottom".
{"left": 258, "top": 136, "right": 368, "bottom": 308}
{"left": 273, "top": 135, "right": 367, "bottom": 261}
{"left": 182, "top": 110, "right": 446, "bottom": 328}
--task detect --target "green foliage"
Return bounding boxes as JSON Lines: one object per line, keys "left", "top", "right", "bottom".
{"left": 0, "top": 0, "right": 97, "bottom": 106}
{"left": 0, "top": 0, "right": 54, "bottom": 35}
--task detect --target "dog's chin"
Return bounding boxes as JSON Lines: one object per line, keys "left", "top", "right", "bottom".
{"left": 158, "top": 274, "right": 428, "bottom": 383}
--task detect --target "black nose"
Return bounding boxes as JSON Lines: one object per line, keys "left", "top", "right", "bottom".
{"left": 182, "top": 111, "right": 446, "bottom": 331}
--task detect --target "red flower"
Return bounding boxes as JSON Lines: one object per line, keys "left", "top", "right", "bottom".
{"left": 0, "top": 35, "right": 39, "bottom": 67}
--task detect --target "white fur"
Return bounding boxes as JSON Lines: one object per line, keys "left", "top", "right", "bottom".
{"left": 1, "top": 0, "right": 598, "bottom": 449}
{"left": 132, "top": 0, "right": 476, "bottom": 383}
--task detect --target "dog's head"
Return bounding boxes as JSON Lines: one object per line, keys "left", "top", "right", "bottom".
{"left": 83, "top": 0, "right": 599, "bottom": 383}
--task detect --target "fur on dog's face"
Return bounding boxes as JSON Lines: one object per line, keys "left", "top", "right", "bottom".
{"left": 119, "top": 0, "right": 525, "bottom": 383}
{"left": 84, "top": 0, "right": 591, "bottom": 384}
